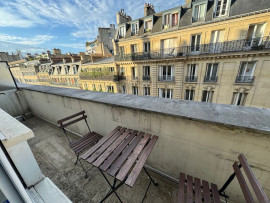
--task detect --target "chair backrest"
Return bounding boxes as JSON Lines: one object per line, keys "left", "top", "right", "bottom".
{"left": 57, "top": 111, "right": 88, "bottom": 129}
{"left": 233, "top": 154, "right": 269, "bottom": 203}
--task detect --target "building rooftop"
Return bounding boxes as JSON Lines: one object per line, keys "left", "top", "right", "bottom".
{"left": 23, "top": 116, "right": 178, "bottom": 202}
{"left": 82, "top": 57, "right": 115, "bottom": 65}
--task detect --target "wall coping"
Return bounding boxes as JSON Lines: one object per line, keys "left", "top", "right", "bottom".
{"left": 19, "top": 83, "right": 270, "bottom": 134}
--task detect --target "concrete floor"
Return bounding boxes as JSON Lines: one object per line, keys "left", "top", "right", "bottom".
{"left": 23, "top": 116, "right": 178, "bottom": 203}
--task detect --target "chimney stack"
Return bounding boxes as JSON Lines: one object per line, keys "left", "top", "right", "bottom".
{"left": 144, "top": 3, "right": 155, "bottom": 17}
{"left": 116, "top": 9, "right": 132, "bottom": 25}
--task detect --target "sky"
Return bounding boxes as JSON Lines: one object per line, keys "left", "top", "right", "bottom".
{"left": 0, "top": 0, "right": 185, "bottom": 55}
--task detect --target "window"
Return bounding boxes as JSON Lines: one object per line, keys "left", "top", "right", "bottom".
{"left": 131, "top": 22, "right": 139, "bottom": 35}
{"left": 131, "top": 44, "right": 138, "bottom": 54}
{"left": 185, "top": 90, "right": 195, "bottom": 100}
{"left": 57, "top": 67, "right": 61, "bottom": 74}
{"left": 99, "top": 84, "right": 102, "bottom": 91}
{"left": 92, "top": 84, "right": 96, "bottom": 91}
{"left": 214, "top": 0, "right": 230, "bottom": 17}
{"left": 232, "top": 92, "right": 247, "bottom": 106}
{"left": 172, "top": 13, "right": 179, "bottom": 27}
{"left": 205, "top": 63, "right": 218, "bottom": 82}
{"left": 120, "top": 67, "right": 125, "bottom": 75}
{"left": 158, "top": 88, "right": 173, "bottom": 99}
{"left": 107, "top": 86, "right": 114, "bottom": 93}
{"left": 192, "top": 3, "right": 206, "bottom": 23}
{"left": 119, "top": 26, "right": 126, "bottom": 38}
{"left": 246, "top": 23, "right": 266, "bottom": 46}
{"left": 144, "top": 42, "right": 151, "bottom": 52}
{"left": 122, "top": 85, "right": 126, "bottom": 94}
{"left": 144, "top": 87, "right": 150, "bottom": 96}
{"left": 84, "top": 83, "right": 88, "bottom": 90}
{"left": 132, "top": 86, "right": 138, "bottom": 95}
{"left": 131, "top": 67, "right": 137, "bottom": 79}
{"left": 73, "top": 66, "right": 78, "bottom": 74}
{"left": 161, "top": 38, "right": 177, "bottom": 55}
{"left": 191, "top": 34, "right": 201, "bottom": 52}
{"left": 202, "top": 90, "right": 213, "bottom": 102}
{"left": 65, "top": 66, "right": 69, "bottom": 75}
{"left": 164, "top": 14, "right": 170, "bottom": 27}
{"left": 186, "top": 64, "right": 197, "bottom": 82}
{"left": 158, "top": 65, "right": 174, "bottom": 81}
{"left": 119, "top": 46, "right": 125, "bottom": 55}
{"left": 236, "top": 62, "right": 256, "bottom": 83}
{"left": 109, "top": 67, "right": 114, "bottom": 72}
{"left": 143, "top": 66, "right": 150, "bottom": 76}
{"left": 144, "top": 19, "right": 152, "bottom": 32}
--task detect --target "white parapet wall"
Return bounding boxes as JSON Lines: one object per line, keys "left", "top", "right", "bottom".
{"left": 20, "top": 84, "right": 270, "bottom": 202}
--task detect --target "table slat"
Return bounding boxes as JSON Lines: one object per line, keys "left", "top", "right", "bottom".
{"left": 107, "top": 132, "right": 145, "bottom": 176}
{"left": 116, "top": 133, "right": 151, "bottom": 182}
{"left": 178, "top": 173, "right": 185, "bottom": 203}
{"left": 194, "top": 178, "right": 202, "bottom": 203}
{"left": 80, "top": 126, "right": 122, "bottom": 160}
{"left": 202, "top": 180, "right": 211, "bottom": 203}
{"left": 211, "top": 183, "right": 221, "bottom": 203}
{"left": 87, "top": 128, "right": 127, "bottom": 163}
{"left": 93, "top": 129, "right": 132, "bottom": 167}
{"left": 99, "top": 130, "right": 138, "bottom": 171}
{"left": 125, "top": 135, "right": 158, "bottom": 187}
{"left": 186, "top": 175, "right": 193, "bottom": 203}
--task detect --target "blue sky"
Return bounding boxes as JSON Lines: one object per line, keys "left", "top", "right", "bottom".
{"left": 0, "top": 0, "right": 185, "bottom": 55}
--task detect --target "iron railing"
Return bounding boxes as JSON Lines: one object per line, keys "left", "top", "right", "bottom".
{"left": 80, "top": 75, "right": 122, "bottom": 82}
{"left": 185, "top": 76, "right": 198, "bottom": 82}
{"left": 158, "top": 76, "right": 175, "bottom": 82}
{"left": 51, "top": 82, "right": 79, "bottom": 87}
{"left": 235, "top": 76, "right": 255, "bottom": 83}
{"left": 143, "top": 75, "right": 151, "bottom": 81}
{"left": 115, "top": 36, "right": 270, "bottom": 61}
{"left": 204, "top": 76, "right": 218, "bottom": 83}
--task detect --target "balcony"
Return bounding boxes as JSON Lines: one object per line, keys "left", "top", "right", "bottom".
{"left": 131, "top": 76, "right": 138, "bottom": 80}
{"left": 1, "top": 83, "right": 270, "bottom": 202}
{"left": 204, "top": 76, "right": 218, "bottom": 83}
{"left": 80, "top": 75, "right": 122, "bottom": 82}
{"left": 235, "top": 76, "right": 255, "bottom": 83}
{"left": 158, "top": 75, "right": 175, "bottom": 82}
{"left": 115, "top": 36, "right": 270, "bottom": 61}
{"left": 143, "top": 75, "right": 151, "bottom": 81}
{"left": 185, "top": 76, "right": 198, "bottom": 82}
{"left": 51, "top": 81, "right": 80, "bottom": 88}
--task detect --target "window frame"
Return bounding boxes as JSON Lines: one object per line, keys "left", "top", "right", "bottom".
{"left": 144, "top": 17, "right": 153, "bottom": 32}
{"left": 213, "top": 0, "right": 231, "bottom": 18}
{"left": 132, "top": 86, "right": 138, "bottom": 95}
{"left": 185, "top": 89, "right": 195, "bottom": 100}
{"left": 118, "top": 25, "right": 126, "bottom": 38}
{"left": 190, "top": 34, "right": 201, "bottom": 52}
{"left": 143, "top": 42, "right": 151, "bottom": 53}
{"left": 158, "top": 88, "right": 173, "bottom": 99}
{"left": 131, "top": 21, "right": 139, "bottom": 36}
{"left": 231, "top": 92, "right": 247, "bottom": 106}
{"left": 144, "top": 86, "right": 151, "bottom": 96}
{"left": 201, "top": 90, "right": 214, "bottom": 102}
{"left": 192, "top": 1, "right": 208, "bottom": 23}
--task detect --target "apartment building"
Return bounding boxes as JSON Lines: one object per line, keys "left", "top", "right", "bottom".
{"left": 8, "top": 59, "right": 26, "bottom": 83}
{"left": 113, "top": 0, "right": 270, "bottom": 108}
{"left": 37, "top": 62, "right": 52, "bottom": 86}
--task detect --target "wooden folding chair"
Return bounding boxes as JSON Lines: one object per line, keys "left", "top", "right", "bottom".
{"left": 177, "top": 154, "right": 269, "bottom": 203}
{"left": 57, "top": 110, "right": 102, "bottom": 178}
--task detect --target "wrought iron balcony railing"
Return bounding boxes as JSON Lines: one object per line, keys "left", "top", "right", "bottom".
{"left": 204, "top": 76, "right": 218, "bottom": 83}
{"left": 158, "top": 76, "right": 175, "bottom": 82}
{"left": 80, "top": 75, "right": 123, "bottom": 82}
{"left": 235, "top": 76, "right": 255, "bottom": 83}
{"left": 143, "top": 75, "right": 151, "bottom": 81}
{"left": 51, "top": 82, "right": 79, "bottom": 87}
{"left": 185, "top": 76, "right": 198, "bottom": 82}
{"left": 115, "top": 36, "right": 270, "bottom": 61}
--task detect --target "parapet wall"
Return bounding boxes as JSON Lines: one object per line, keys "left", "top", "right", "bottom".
{"left": 19, "top": 84, "right": 270, "bottom": 202}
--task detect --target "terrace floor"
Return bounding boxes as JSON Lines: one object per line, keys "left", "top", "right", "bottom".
{"left": 23, "top": 116, "right": 178, "bottom": 203}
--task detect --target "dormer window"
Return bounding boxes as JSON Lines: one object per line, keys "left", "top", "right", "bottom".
{"left": 192, "top": 2, "right": 207, "bottom": 23}
{"left": 118, "top": 26, "right": 126, "bottom": 38}
{"left": 144, "top": 19, "right": 152, "bottom": 32}
{"left": 214, "top": 0, "right": 230, "bottom": 18}
{"left": 131, "top": 22, "right": 139, "bottom": 36}
{"left": 163, "top": 12, "right": 179, "bottom": 29}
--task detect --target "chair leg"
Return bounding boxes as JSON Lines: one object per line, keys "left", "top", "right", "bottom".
{"left": 78, "top": 158, "right": 89, "bottom": 179}
{"left": 74, "top": 154, "right": 79, "bottom": 165}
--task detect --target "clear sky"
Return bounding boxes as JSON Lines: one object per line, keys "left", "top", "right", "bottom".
{"left": 0, "top": 0, "right": 185, "bottom": 55}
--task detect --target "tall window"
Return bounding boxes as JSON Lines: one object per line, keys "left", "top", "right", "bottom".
{"left": 65, "top": 66, "right": 69, "bottom": 75}
{"left": 73, "top": 66, "right": 78, "bottom": 74}
{"left": 119, "top": 46, "right": 125, "bottom": 55}
{"left": 131, "top": 22, "right": 139, "bottom": 35}
{"left": 191, "top": 34, "right": 201, "bottom": 52}
{"left": 205, "top": 63, "right": 218, "bottom": 82}
{"left": 161, "top": 38, "right": 177, "bottom": 55}
{"left": 99, "top": 84, "right": 102, "bottom": 91}
{"left": 120, "top": 67, "right": 125, "bottom": 75}
{"left": 231, "top": 92, "right": 247, "bottom": 106}
{"left": 57, "top": 67, "right": 61, "bottom": 74}
{"left": 172, "top": 13, "right": 179, "bottom": 27}
{"left": 236, "top": 62, "right": 256, "bottom": 83}
{"left": 107, "top": 86, "right": 114, "bottom": 93}
{"left": 92, "top": 84, "right": 96, "bottom": 91}
{"left": 144, "top": 42, "right": 151, "bottom": 53}
{"left": 158, "top": 65, "right": 174, "bottom": 81}
{"left": 131, "top": 67, "right": 136, "bottom": 78}
{"left": 119, "top": 26, "right": 126, "bottom": 38}
{"left": 144, "top": 19, "right": 152, "bottom": 32}
{"left": 214, "top": 0, "right": 230, "bottom": 17}
{"left": 159, "top": 88, "right": 173, "bottom": 99}
{"left": 143, "top": 66, "right": 150, "bottom": 76}
{"left": 185, "top": 90, "right": 195, "bottom": 100}
{"left": 144, "top": 87, "right": 150, "bottom": 96}
{"left": 187, "top": 64, "right": 197, "bottom": 82}
{"left": 131, "top": 44, "right": 138, "bottom": 54}
{"left": 192, "top": 3, "right": 206, "bottom": 22}
{"left": 246, "top": 23, "right": 266, "bottom": 46}
{"left": 202, "top": 90, "right": 213, "bottom": 102}
{"left": 132, "top": 86, "right": 138, "bottom": 95}
{"left": 164, "top": 14, "right": 170, "bottom": 26}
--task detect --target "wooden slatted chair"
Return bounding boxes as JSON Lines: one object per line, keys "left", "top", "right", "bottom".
{"left": 177, "top": 154, "right": 269, "bottom": 203}
{"left": 57, "top": 110, "right": 102, "bottom": 178}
